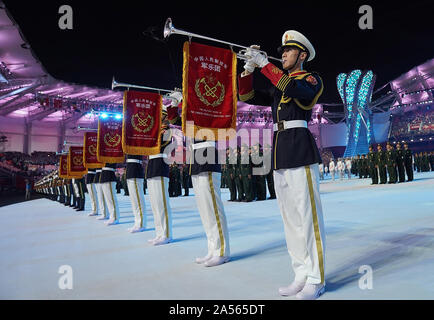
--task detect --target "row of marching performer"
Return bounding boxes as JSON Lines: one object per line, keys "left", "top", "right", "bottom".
{"left": 35, "top": 24, "right": 326, "bottom": 299}
{"left": 34, "top": 172, "right": 85, "bottom": 211}
{"left": 81, "top": 106, "right": 178, "bottom": 246}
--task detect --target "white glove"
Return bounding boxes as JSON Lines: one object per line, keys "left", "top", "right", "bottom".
{"left": 244, "top": 45, "right": 268, "bottom": 68}
{"left": 243, "top": 59, "right": 256, "bottom": 74}
{"left": 251, "top": 50, "right": 269, "bottom": 68}
{"left": 168, "top": 91, "right": 183, "bottom": 106}
{"left": 244, "top": 45, "right": 261, "bottom": 59}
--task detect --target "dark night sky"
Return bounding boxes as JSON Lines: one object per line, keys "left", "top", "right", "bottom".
{"left": 3, "top": 0, "right": 434, "bottom": 104}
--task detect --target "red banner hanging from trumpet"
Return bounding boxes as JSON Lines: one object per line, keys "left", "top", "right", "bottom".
{"left": 83, "top": 131, "right": 104, "bottom": 169}
{"left": 97, "top": 117, "right": 125, "bottom": 163}
{"left": 182, "top": 41, "right": 237, "bottom": 140}
{"left": 58, "top": 154, "right": 69, "bottom": 179}
{"left": 68, "top": 146, "right": 87, "bottom": 177}
{"left": 122, "top": 90, "right": 162, "bottom": 155}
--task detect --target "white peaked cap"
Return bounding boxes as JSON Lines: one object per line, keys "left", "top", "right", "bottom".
{"left": 281, "top": 30, "right": 315, "bottom": 61}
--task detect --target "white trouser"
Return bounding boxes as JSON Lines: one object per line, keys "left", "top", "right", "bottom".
{"left": 73, "top": 181, "right": 80, "bottom": 198}
{"left": 95, "top": 183, "right": 108, "bottom": 218}
{"left": 127, "top": 178, "right": 146, "bottom": 229}
{"left": 86, "top": 183, "right": 98, "bottom": 214}
{"left": 147, "top": 176, "right": 172, "bottom": 239}
{"left": 192, "top": 172, "right": 230, "bottom": 258}
{"left": 347, "top": 170, "right": 351, "bottom": 179}
{"left": 101, "top": 181, "right": 119, "bottom": 221}
{"left": 339, "top": 170, "right": 344, "bottom": 180}
{"left": 273, "top": 164, "right": 326, "bottom": 285}
{"left": 330, "top": 170, "right": 335, "bottom": 181}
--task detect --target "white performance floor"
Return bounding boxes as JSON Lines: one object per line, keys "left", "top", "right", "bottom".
{"left": 1, "top": 172, "right": 434, "bottom": 300}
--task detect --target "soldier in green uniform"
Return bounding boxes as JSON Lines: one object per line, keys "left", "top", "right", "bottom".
{"left": 226, "top": 147, "right": 237, "bottom": 201}
{"left": 181, "top": 164, "right": 190, "bottom": 196}
{"left": 361, "top": 154, "right": 369, "bottom": 178}
{"left": 351, "top": 157, "right": 356, "bottom": 175}
{"left": 263, "top": 143, "right": 276, "bottom": 199}
{"left": 121, "top": 171, "right": 129, "bottom": 196}
{"left": 385, "top": 142, "right": 397, "bottom": 183}
{"left": 414, "top": 153, "right": 420, "bottom": 172}
{"left": 249, "top": 146, "right": 257, "bottom": 200}
{"left": 221, "top": 163, "right": 227, "bottom": 188}
{"left": 251, "top": 143, "right": 266, "bottom": 201}
{"left": 240, "top": 144, "right": 253, "bottom": 202}
{"left": 395, "top": 142, "right": 406, "bottom": 183}
{"left": 356, "top": 155, "right": 362, "bottom": 178}
{"left": 403, "top": 142, "right": 413, "bottom": 181}
{"left": 422, "top": 152, "right": 430, "bottom": 172}
{"left": 376, "top": 144, "right": 387, "bottom": 184}
{"left": 367, "top": 145, "right": 378, "bottom": 184}
{"left": 234, "top": 147, "right": 244, "bottom": 201}
{"left": 429, "top": 151, "right": 434, "bottom": 171}
{"left": 172, "top": 162, "right": 181, "bottom": 197}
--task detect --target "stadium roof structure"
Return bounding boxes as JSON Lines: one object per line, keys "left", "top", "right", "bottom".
{"left": 390, "top": 58, "right": 434, "bottom": 110}
{"left": 370, "top": 58, "right": 434, "bottom": 113}
{"left": 0, "top": 4, "right": 123, "bottom": 125}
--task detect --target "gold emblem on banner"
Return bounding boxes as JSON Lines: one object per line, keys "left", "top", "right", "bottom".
{"left": 104, "top": 132, "right": 121, "bottom": 147}
{"left": 62, "top": 164, "right": 67, "bottom": 171}
{"left": 88, "top": 144, "right": 97, "bottom": 156}
{"left": 195, "top": 73, "right": 225, "bottom": 107}
{"left": 73, "top": 156, "right": 83, "bottom": 166}
{"left": 131, "top": 112, "right": 154, "bottom": 133}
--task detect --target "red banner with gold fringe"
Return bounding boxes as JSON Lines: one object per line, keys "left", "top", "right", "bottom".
{"left": 182, "top": 41, "right": 237, "bottom": 140}
{"left": 59, "top": 155, "right": 69, "bottom": 179}
{"left": 122, "top": 90, "right": 162, "bottom": 155}
{"left": 83, "top": 132, "right": 104, "bottom": 169}
{"left": 97, "top": 117, "right": 125, "bottom": 163}
{"left": 68, "top": 146, "right": 87, "bottom": 177}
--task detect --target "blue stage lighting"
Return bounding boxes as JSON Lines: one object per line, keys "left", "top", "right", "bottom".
{"left": 115, "top": 114, "right": 123, "bottom": 119}
{"left": 101, "top": 113, "right": 108, "bottom": 119}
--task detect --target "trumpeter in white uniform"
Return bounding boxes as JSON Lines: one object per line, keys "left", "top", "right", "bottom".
{"left": 94, "top": 166, "right": 109, "bottom": 220}
{"left": 100, "top": 163, "right": 120, "bottom": 225}
{"left": 125, "top": 154, "right": 146, "bottom": 233}
{"left": 238, "top": 30, "right": 326, "bottom": 299}
{"left": 145, "top": 109, "right": 173, "bottom": 245}
{"left": 86, "top": 169, "right": 98, "bottom": 216}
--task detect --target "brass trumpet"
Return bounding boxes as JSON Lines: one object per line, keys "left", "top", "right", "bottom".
{"left": 77, "top": 126, "right": 98, "bottom": 132}
{"left": 63, "top": 140, "right": 83, "bottom": 146}
{"left": 163, "top": 17, "right": 283, "bottom": 63}
{"left": 111, "top": 77, "right": 181, "bottom": 102}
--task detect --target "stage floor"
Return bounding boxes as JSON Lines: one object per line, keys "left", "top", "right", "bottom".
{"left": 1, "top": 172, "right": 434, "bottom": 300}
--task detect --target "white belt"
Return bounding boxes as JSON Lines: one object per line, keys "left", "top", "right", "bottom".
{"left": 96, "top": 170, "right": 102, "bottom": 173}
{"left": 273, "top": 120, "right": 307, "bottom": 132}
{"left": 87, "top": 171, "right": 96, "bottom": 174}
{"left": 192, "top": 141, "right": 216, "bottom": 150}
{"left": 127, "top": 159, "right": 143, "bottom": 164}
{"left": 102, "top": 167, "right": 116, "bottom": 172}
{"left": 149, "top": 153, "right": 168, "bottom": 160}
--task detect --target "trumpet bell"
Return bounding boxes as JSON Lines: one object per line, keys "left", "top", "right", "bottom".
{"left": 111, "top": 76, "right": 117, "bottom": 90}
{"left": 163, "top": 17, "right": 174, "bottom": 38}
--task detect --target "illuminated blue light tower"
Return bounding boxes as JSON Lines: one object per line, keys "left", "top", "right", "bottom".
{"left": 337, "top": 70, "right": 376, "bottom": 157}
